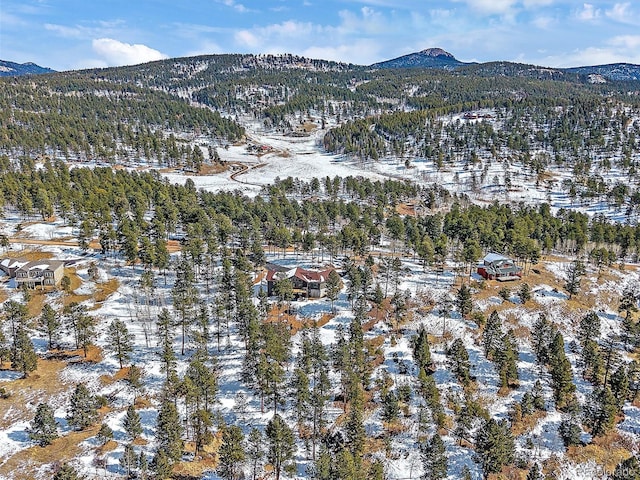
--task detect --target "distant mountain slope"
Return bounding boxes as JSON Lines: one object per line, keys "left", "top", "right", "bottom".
{"left": 455, "top": 61, "right": 587, "bottom": 82}
{"left": 0, "top": 60, "right": 55, "bottom": 77}
{"left": 565, "top": 63, "right": 640, "bottom": 81}
{"left": 371, "top": 48, "right": 469, "bottom": 70}
{"left": 370, "top": 48, "right": 640, "bottom": 83}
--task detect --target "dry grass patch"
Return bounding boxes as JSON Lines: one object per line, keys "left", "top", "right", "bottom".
{"left": 487, "top": 466, "right": 528, "bottom": 480}
{"left": 511, "top": 411, "right": 547, "bottom": 436}
{"left": 566, "top": 431, "right": 632, "bottom": 473}
{"left": 134, "top": 396, "right": 152, "bottom": 409}
{"left": 99, "top": 439, "right": 118, "bottom": 454}
{"left": 198, "top": 163, "right": 227, "bottom": 175}
{"left": 25, "top": 289, "right": 46, "bottom": 318}
{"left": 100, "top": 366, "right": 130, "bottom": 386}
{"left": 3, "top": 249, "right": 53, "bottom": 261}
{"left": 173, "top": 433, "right": 222, "bottom": 478}
{"left": 62, "top": 268, "right": 91, "bottom": 306}
{"left": 396, "top": 203, "right": 417, "bottom": 216}
{"left": 167, "top": 239, "right": 182, "bottom": 253}
{"left": 0, "top": 358, "right": 68, "bottom": 430}
{"left": 0, "top": 425, "right": 100, "bottom": 480}
{"left": 383, "top": 420, "right": 409, "bottom": 435}
{"left": 365, "top": 436, "right": 386, "bottom": 454}
{"left": 93, "top": 278, "right": 119, "bottom": 304}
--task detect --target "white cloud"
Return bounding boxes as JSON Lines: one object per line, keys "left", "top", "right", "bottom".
{"left": 303, "top": 39, "right": 383, "bottom": 65}
{"left": 45, "top": 20, "right": 126, "bottom": 40}
{"left": 234, "top": 29, "right": 260, "bottom": 48}
{"left": 185, "top": 40, "right": 224, "bottom": 57}
{"left": 531, "top": 15, "right": 555, "bottom": 29}
{"left": 605, "top": 3, "right": 638, "bottom": 24}
{"left": 522, "top": 0, "right": 554, "bottom": 6}
{"left": 220, "top": 0, "right": 249, "bottom": 13}
{"left": 608, "top": 35, "right": 640, "bottom": 50}
{"left": 539, "top": 44, "right": 640, "bottom": 68}
{"left": 0, "top": 10, "right": 27, "bottom": 29}
{"left": 576, "top": 3, "right": 600, "bottom": 21}
{"left": 92, "top": 38, "right": 168, "bottom": 66}
{"left": 45, "top": 23, "right": 84, "bottom": 38}
{"left": 453, "top": 0, "right": 516, "bottom": 15}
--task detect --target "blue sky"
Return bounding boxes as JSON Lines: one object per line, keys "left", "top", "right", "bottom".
{"left": 1, "top": 0, "right": 639, "bottom": 71}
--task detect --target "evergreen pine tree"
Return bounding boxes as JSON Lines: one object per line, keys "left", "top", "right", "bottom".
{"left": 39, "top": 304, "right": 61, "bottom": 350}
{"left": 564, "top": 259, "right": 585, "bottom": 299}
{"left": 447, "top": 338, "right": 472, "bottom": 386}
{"left": 246, "top": 427, "right": 264, "bottom": 480}
{"left": 618, "top": 285, "right": 638, "bottom": 320}
{"left": 580, "top": 339, "right": 604, "bottom": 385}
{"left": 531, "top": 313, "right": 554, "bottom": 365}
{"left": 610, "top": 365, "right": 630, "bottom": 413}
{"left": 420, "top": 433, "right": 447, "bottom": 480}
{"left": 11, "top": 323, "right": 38, "bottom": 378}
{"left": 381, "top": 391, "right": 400, "bottom": 424}
{"left": 455, "top": 284, "right": 473, "bottom": 318}
{"left": 105, "top": 319, "right": 134, "bottom": 369}
{"left": 548, "top": 332, "right": 578, "bottom": 412}
{"left": 291, "top": 366, "right": 311, "bottom": 434}
{"left": 138, "top": 451, "right": 149, "bottom": 480}
{"left": 218, "top": 424, "right": 246, "bottom": 480}
{"left": 120, "top": 443, "right": 137, "bottom": 479}
{"left": 482, "top": 310, "right": 503, "bottom": 360}
{"left": 29, "top": 402, "right": 58, "bottom": 447}
{"left": 474, "top": 418, "right": 515, "bottom": 477}
{"left": 97, "top": 423, "right": 114, "bottom": 445}
{"left": 156, "top": 399, "right": 183, "bottom": 462}
{"left": 412, "top": 325, "right": 432, "bottom": 372}
{"left": 558, "top": 415, "right": 582, "bottom": 447}
{"left": 266, "top": 414, "right": 296, "bottom": 480}
{"left": 584, "top": 386, "right": 617, "bottom": 437}
{"left": 76, "top": 311, "right": 96, "bottom": 358}
{"left": 578, "top": 311, "right": 601, "bottom": 345}
{"left": 191, "top": 408, "right": 213, "bottom": 455}
{"left": 518, "top": 283, "right": 532, "bottom": 304}
{"left": 151, "top": 449, "right": 172, "bottom": 480}
{"left": 613, "top": 455, "right": 640, "bottom": 480}
{"left": 326, "top": 270, "right": 341, "bottom": 313}
{"left": 53, "top": 463, "right": 79, "bottom": 480}
{"left": 157, "top": 308, "right": 177, "bottom": 380}
{"left": 495, "top": 330, "right": 519, "bottom": 389}
{"left": 67, "top": 383, "right": 98, "bottom": 430}
{"left": 344, "top": 376, "right": 366, "bottom": 458}
{"left": 527, "top": 463, "right": 543, "bottom": 480}
{"left": 123, "top": 404, "right": 142, "bottom": 441}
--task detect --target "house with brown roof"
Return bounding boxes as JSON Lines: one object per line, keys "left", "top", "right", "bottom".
{"left": 266, "top": 264, "right": 335, "bottom": 299}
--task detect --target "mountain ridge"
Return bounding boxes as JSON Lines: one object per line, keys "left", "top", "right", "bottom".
{"left": 370, "top": 47, "right": 471, "bottom": 70}
{"left": 369, "top": 47, "right": 640, "bottom": 82}
{"left": 0, "top": 60, "right": 55, "bottom": 77}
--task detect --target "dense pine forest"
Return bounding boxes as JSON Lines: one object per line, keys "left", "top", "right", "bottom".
{"left": 1, "top": 53, "right": 640, "bottom": 480}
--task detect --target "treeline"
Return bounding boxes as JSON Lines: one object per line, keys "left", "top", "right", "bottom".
{"left": 0, "top": 75, "right": 244, "bottom": 165}
{"left": 1, "top": 159, "right": 640, "bottom": 270}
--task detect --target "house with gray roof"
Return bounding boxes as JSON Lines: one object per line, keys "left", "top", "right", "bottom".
{"left": 477, "top": 253, "right": 522, "bottom": 281}
{"left": 4, "top": 259, "right": 65, "bottom": 288}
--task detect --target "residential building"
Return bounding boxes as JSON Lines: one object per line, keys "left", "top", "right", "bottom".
{"left": 477, "top": 253, "right": 522, "bottom": 281}
{"left": 266, "top": 264, "right": 335, "bottom": 298}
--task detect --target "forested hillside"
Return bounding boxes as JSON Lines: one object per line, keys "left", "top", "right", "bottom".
{"left": 0, "top": 53, "right": 640, "bottom": 480}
